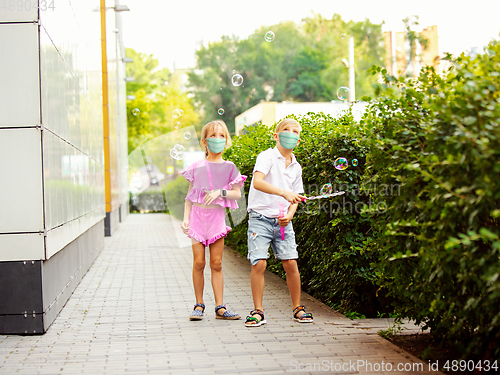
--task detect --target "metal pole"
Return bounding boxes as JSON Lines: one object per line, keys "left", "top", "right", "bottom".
{"left": 391, "top": 31, "right": 397, "bottom": 76}
{"left": 348, "top": 36, "right": 355, "bottom": 102}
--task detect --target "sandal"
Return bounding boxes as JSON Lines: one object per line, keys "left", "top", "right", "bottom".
{"left": 215, "top": 304, "right": 241, "bottom": 320}
{"left": 189, "top": 303, "right": 205, "bottom": 321}
{"left": 245, "top": 309, "right": 267, "bottom": 327}
{"left": 293, "top": 305, "right": 313, "bottom": 323}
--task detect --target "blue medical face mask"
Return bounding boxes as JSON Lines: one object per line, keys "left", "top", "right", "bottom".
{"left": 206, "top": 138, "right": 226, "bottom": 153}
{"left": 278, "top": 132, "right": 299, "bottom": 149}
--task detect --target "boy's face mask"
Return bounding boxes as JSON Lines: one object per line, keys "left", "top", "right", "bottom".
{"left": 206, "top": 138, "right": 226, "bottom": 153}
{"left": 278, "top": 132, "right": 299, "bottom": 149}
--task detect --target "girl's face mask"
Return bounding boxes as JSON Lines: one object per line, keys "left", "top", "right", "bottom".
{"left": 206, "top": 138, "right": 226, "bottom": 154}
{"left": 278, "top": 132, "right": 299, "bottom": 149}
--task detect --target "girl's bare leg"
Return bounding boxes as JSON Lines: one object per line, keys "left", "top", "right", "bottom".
{"left": 209, "top": 238, "right": 225, "bottom": 308}
{"left": 192, "top": 240, "right": 206, "bottom": 309}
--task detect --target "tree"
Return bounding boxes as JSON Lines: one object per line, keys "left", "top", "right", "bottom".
{"left": 125, "top": 48, "right": 200, "bottom": 154}
{"left": 188, "top": 14, "right": 385, "bottom": 133}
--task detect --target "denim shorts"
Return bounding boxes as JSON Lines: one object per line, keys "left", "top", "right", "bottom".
{"left": 247, "top": 210, "right": 298, "bottom": 266}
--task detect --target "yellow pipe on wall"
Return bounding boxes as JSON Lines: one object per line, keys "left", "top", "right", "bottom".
{"left": 100, "top": 0, "right": 111, "bottom": 213}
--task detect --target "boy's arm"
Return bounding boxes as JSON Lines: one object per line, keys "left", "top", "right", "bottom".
{"left": 253, "top": 171, "right": 305, "bottom": 204}
{"left": 278, "top": 202, "right": 298, "bottom": 227}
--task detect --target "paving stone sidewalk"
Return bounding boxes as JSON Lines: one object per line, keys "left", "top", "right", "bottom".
{"left": 0, "top": 214, "right": 441, "bottom": 374}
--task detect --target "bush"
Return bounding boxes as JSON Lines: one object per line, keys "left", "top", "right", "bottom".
{"left": 224, "top": 112, "right": 389, "bottom": 316}
{"left": 359, "top": 42, "right": 500, "bottom": 358}
{"left": 129, "top": 188, "right": 167, "bottom": 213}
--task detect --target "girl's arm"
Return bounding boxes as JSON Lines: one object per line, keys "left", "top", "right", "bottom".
{"left": 202, "top": 185, "right": 241, "bottom": 205}
{"left": 181, "top": 182, "right": 193, "bottom": 234}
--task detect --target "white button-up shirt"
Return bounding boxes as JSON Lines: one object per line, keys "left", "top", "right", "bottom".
{"left": 248, "top": 147, "right": 304, "bottom": 218}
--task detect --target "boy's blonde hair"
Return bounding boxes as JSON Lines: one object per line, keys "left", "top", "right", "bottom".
{"left": 200, "top": 120, "right": 232, "bottom": 156}
{"left": 275, "top": 118, "right": 302, "bottom": 134}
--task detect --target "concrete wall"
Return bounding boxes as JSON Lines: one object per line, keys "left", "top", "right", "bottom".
{"left": 0, "top": 0, "right": 127, "bottom": 334}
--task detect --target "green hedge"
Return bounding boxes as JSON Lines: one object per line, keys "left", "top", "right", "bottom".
{"left": 359, "top": 42, "right": 500, "bottom": 358}
{"left": 223, "top": 41, "right": 500, "bottom": 359}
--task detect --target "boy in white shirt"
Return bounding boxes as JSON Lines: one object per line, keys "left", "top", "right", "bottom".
{"left": 245, "top": 119, "right": 313, "bottom": 327}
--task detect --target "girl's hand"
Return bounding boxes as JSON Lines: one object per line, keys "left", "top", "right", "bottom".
{"left": 278, "top": 213, "right": 293, "bottom": 227}
{"left": 203, "top": 189, "right": 221, "bottom": 205}
{"left": 181, "top": 220, "right": 190, "bottom": 235}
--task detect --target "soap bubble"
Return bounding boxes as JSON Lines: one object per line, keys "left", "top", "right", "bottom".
{"left": 164, "top": 81, "right": 169, "bottom": 86}
{"left": 184, "top": 132, "right": 191, "bottom": 140}
{"left": 174, "top": 122, "right": 181, "bottom": 129}
{"left": 352, "top": 159, "right": 359, "bottom": 167}
{"left": 320, "top": 183, "right": 333, "bottom": 196}
{"left": 231, "top": 74, "right": 244, "bottom": 87}
{"left": 341, "top": 33, "right": 346, "bottom": 39}
{"left": 264, "top": 31, "right": 275, "bottom": 42}
{"left": 334, "top": 157, "right": 348, "bottom": 171}
{"left": 132, "top": 108, "right": 140, "bottom": 116}
{"left": 170, "top": 144, "right": 185, "bottom": 160}
{"left": 232, "top": 70, "right": 236, "bottom": 74}
{"left": 172, "top": 109, "right": 184, "bottom": 118}
{"left": 218, "top": 108, "right": 225, "bottom": 115}
{"left": 337, "top": 86, "right": 350, "bottom": 100}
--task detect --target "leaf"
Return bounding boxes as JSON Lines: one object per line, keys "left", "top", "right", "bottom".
{"left": 463, "top": 116, "right": 477, "bottom": 125}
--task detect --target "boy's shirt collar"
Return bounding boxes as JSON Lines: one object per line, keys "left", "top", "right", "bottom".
{"left": 272, "top": 146, "right": 297, "bottom": 165}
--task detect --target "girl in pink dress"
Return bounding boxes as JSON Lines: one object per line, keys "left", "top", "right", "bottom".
{"left": 181, "top": 120, "right": 246, "bottom": 321}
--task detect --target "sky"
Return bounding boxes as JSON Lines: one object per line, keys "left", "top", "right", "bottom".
{"left": 120, "top": 0, "right": 500, "bottom": 70}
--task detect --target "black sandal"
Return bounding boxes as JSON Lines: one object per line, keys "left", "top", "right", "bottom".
{"left": 293, "top": 305, "right": 313, "bottom": 323}
{"left": 245, "top": 309, "right": 267, "bottom": 327}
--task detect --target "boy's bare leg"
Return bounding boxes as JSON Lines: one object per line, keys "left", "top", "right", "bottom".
{"left": 209, "top": 238, "right": 225, "bottom": 310}
{"left": 282, "top": 259, "right": 301, "bottom": 307}
{"left": 251, "top": 259, "right": 267, "bottom": 314}
{"left": 282, "top": 259, "right": 311, "bottom": 320}
{"left": 192, "top": 241, "right": 206, "bottom": 310}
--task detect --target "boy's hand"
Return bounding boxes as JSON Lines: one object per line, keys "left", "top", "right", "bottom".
{"left": 278, "top": 213, "right": 293, "bottom": 227}
{"left": 181, "top": 220, "right": 190, "bottom": 235}
{"left": 281, "top": 190, "right": 306, "bottom": 204}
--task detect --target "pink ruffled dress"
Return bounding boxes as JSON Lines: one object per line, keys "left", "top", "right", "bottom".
{"left": 182, "top": 159, "right": 247, "bottom": 246}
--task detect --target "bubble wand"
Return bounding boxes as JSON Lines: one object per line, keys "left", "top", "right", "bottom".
{"left": 302, "top": 191, "right": 345, "bottom": 200}
{"left": 278, "top": 202, "right": 285, "bottom": 240}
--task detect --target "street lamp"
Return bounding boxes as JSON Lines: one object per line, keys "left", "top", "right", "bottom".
{"left": 341, "top": 37, "right": 356, "bottom": 103}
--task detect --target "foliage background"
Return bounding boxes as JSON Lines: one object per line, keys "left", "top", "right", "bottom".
{"left": 125, "top": 48, "right": 200, "bottom": 154}
{"left": 188, "top": 13, "right": 385, "bottom": 133}
{"left": 358, "top": 42, "right": 500, "bottom": 359}
{"left": 222, "top": 41, "right": 500, "bottom": 359}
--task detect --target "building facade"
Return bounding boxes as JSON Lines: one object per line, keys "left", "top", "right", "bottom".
{"left": 235, "top": 101, "right": 368, "bottom": 135}
{"left": 0, "top": 0, "right": 128, "bottom": 334}
{"left": 383, "top": 25, "right": 440, "bottom": 77}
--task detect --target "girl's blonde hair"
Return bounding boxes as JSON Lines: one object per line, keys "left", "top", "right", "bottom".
{"left": 200, "top": 120, "right": 232, "bottom": 157}
{"left": 275, "top": 118, "right": 302, "bottom": 134}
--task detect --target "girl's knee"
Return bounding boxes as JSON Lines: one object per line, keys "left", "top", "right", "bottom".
{"left": 193, "top": 260, "right": 205, "bottom": 271}
{"left": 210, "top": 259, "right": 222, "bottom": 272}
